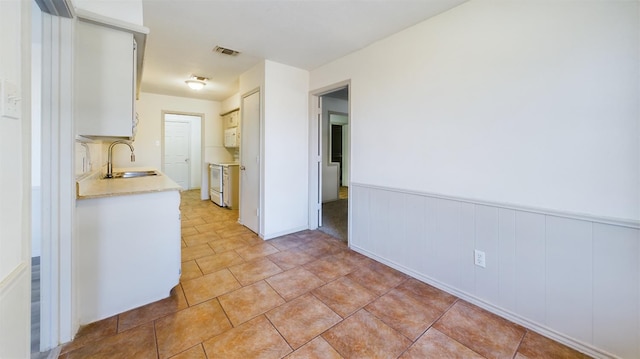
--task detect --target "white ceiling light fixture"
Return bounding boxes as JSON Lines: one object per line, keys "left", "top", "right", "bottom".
{"left": 185, "top": 76, "right": 208, "bottom": 90}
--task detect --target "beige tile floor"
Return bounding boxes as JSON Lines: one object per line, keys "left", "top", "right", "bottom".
{"left": 59, "top": 189, "right": 591, "bottom": 359}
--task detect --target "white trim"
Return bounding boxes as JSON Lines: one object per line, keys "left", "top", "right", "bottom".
{"left": 352, "top": 182, "right": 639, "bottom": 230}
{"left": 307, "top": 94, "right": 321, "bottom": 230}
{"left": 0, "top": 263, "right": 29, "bottom": 289}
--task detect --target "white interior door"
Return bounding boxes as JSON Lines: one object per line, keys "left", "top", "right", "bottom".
{"left": 164, "top": 120, "right": 190, "bottom": 189}
{"left": 317, "top": 97, "right": 323, "bottom": 227}
{"left": 240, "top": 90, "right": 260, "bottom": 234}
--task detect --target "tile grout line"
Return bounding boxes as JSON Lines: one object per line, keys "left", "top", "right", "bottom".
{"left": 152, "top": 320, "right": 160, "bottom": 359}
{"left": 261, "top": 314, "right": 295, "bottom": 355}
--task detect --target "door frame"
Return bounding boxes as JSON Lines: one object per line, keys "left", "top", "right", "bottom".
{"left": 160, "top": 111, "right": 204, "bottom": 197}
{"left": 308, "top": 80, "right": 351, "bottom": 231}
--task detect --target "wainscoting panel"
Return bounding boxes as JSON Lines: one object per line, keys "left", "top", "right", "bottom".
{"left": 0, "top": 263, "right": 30, "bottom": 358}
{"left": 497, "top": 208, "right": 517, "bottom": 312}
{"left": 514, "top": 211, "right": 547, "bottom": 324}
{"left": 433, "top": 199, "right": 465, "bottom": 291}
{"left": 474, "top": 205, "right": 501, "bottom": 305}
{"left": 545, "top": 216, "right": 593, "bottom": 344}
{"left": 592, "top": 224, "right": 639, "bottom": 359}
{"left": 402, "top": 194, "right": 428, "bottom": 274}
{"left": 351, "top": 184, "right": 371, "bottom": 253}
{"left": 349, "top": 183, "right": 639, "bottom": 359}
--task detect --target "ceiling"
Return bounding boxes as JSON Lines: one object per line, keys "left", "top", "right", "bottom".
{"left": 140, "top": 0, "right": 469, "bottom": 101}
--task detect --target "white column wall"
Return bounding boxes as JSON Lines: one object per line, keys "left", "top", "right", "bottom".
{"left": 262, "top": 60, "right": 309, "bottom": 238}
{"left": 239, "top": 61, "right": 310, "bottom": 239}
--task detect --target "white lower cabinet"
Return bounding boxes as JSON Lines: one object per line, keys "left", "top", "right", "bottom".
{"left": 75, "top": 190, "right": 181, "bottom": 325}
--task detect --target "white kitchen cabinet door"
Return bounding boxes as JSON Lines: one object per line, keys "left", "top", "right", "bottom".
{"left": 75, "top": 21, "right": 135, "bottom": 138}
{"left": 223, "top": 110, "right": 239, "bottom": 129}
{"left": 76, "top": 190, "right": 181, "bottom": 324}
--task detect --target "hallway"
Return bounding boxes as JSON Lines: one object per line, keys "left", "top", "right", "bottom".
{"left": 57, "top": 190, "right": 589, "bottom": 358}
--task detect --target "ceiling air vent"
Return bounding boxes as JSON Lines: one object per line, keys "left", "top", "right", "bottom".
{"left": 214, "top": 46, "right": 240, "bottom": 56}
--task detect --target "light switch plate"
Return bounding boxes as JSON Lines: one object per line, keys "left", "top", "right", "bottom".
{"left": 1, "top": 79, "right": 20, "bottom": 119}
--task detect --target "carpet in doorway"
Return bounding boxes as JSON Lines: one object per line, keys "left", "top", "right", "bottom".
{"left": 319, "top": 199, "right": 347, "bottom": 242}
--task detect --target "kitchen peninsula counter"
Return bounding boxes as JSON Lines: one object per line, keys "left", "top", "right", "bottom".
{"left": 76, "top": 167, "right": 181, "bottom": 199}
{"left": 75, "top": 167, "right": 182, "bottom": 325}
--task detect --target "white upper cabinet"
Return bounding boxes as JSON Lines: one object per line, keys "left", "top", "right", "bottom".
{"left": 222, "top": 109, "right": 240, "bottom": 148}
{"left": 75, "top": 21, "right": 135, "bottom": 137}
{"left": 74, "top": 11, "right": 148, "bottom": 139}
{"left": 223, "top": 110, "right": 239, "bottom": 129}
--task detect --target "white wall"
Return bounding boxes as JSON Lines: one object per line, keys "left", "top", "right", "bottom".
{"left": 113, "top": 92, "right": 229, "bottom": 199}
{"left": 221, "top": 93, "right": 240, "bottom": 113}
{"left": 239, "top": 61, "right": 265, "bottom": 97}
{"left": 262, "top": 61, "right": 310, "bottom": 238}
{"left": 0, "top": 0, "right": 31, "bottom": 357}
{"left": 311, "top": 0, "right": 639, "bottom": 222}
{"left": 309, "top": 0, "right": 640, "bottom": 357}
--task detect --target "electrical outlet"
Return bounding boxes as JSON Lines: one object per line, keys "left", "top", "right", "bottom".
{"left": 474, "top": 250, "right": 486, "bottom": 268}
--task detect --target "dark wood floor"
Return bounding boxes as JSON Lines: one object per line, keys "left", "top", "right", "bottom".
{"left": 31, "top": 256, "right": 40, "bottom": 354}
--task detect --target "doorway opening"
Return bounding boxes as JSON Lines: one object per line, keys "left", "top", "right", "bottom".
{"left": 162, "top": 113, "right": 203, "bottom": 196}
{"left": 315, "top": 86, "right": 349, "bottom": 242}
{"left": 329, "top": 111, "right": 349, "bottom": 198}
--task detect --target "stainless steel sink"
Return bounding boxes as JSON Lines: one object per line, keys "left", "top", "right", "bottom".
{"left": 105, "top": 170, "right": 159, "bottom": 179}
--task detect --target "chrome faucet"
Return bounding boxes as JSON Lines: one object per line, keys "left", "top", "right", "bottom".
{"left": 106, "top": 140, "right": 135, "bottom": 178}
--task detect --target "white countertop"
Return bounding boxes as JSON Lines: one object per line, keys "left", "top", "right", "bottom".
{"left": 76, "top": 167, "right": 182, "bottom": 199}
